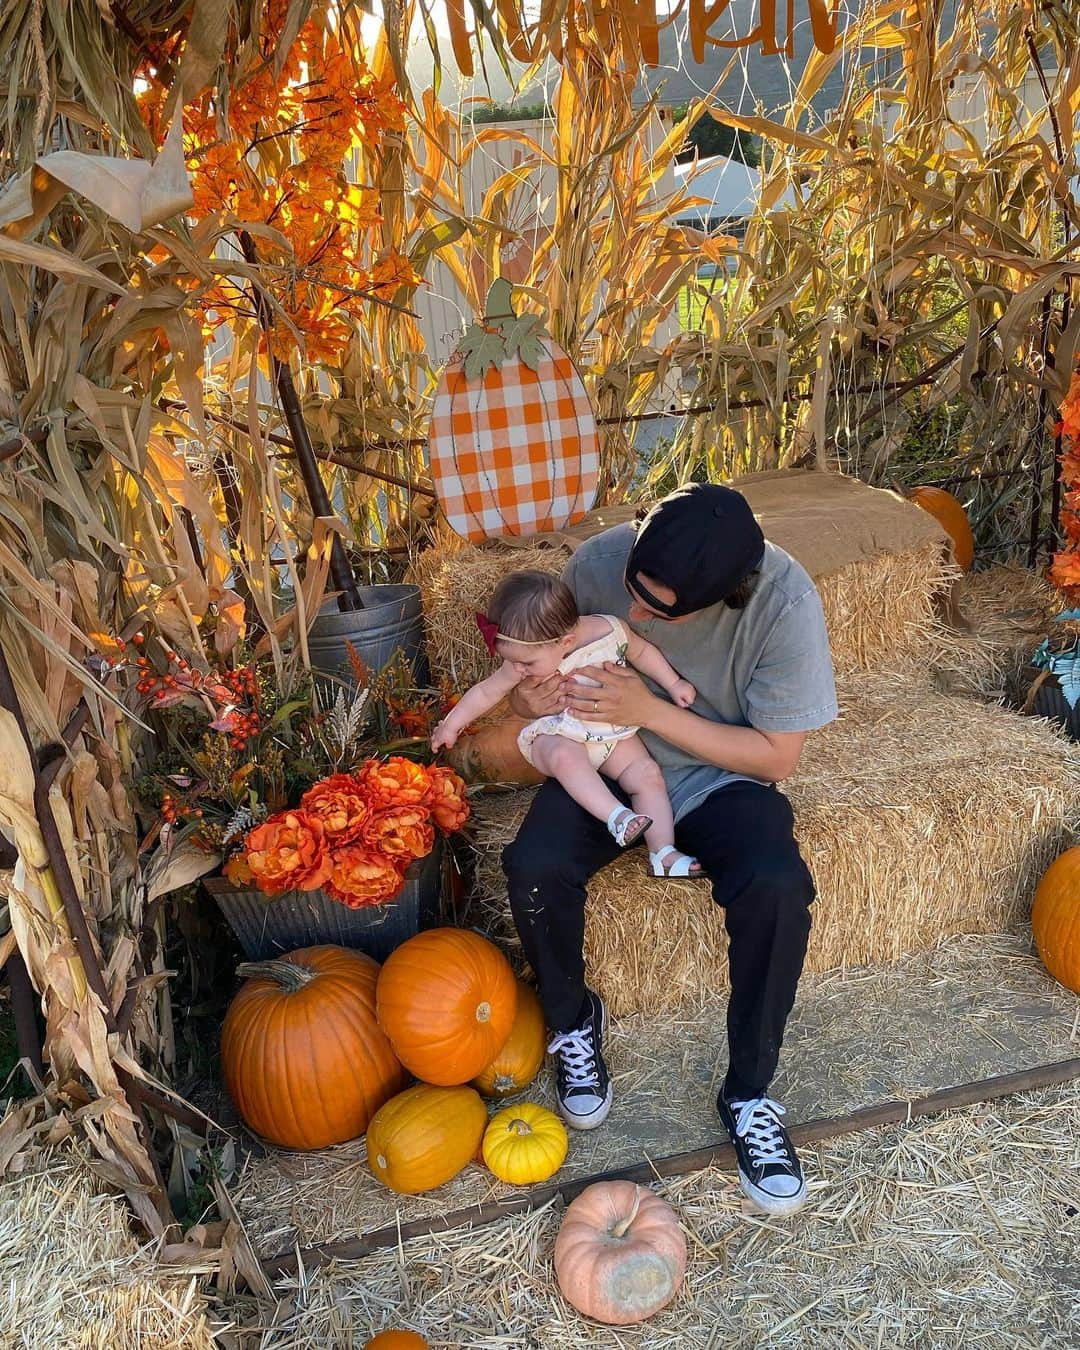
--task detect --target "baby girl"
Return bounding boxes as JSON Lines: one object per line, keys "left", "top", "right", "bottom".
{"left": 431, "top": 569, "right": 704, "bottom": 878}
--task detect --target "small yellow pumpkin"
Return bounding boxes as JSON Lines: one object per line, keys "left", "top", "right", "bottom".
{"left": 472, "top": 981, "right": 547, "bottom": 1097}
{"left": 1032, "top": 846, "right": 1080, "bottom": 993}
{"left": 482, "top": 1103, "right": 568, "bottom": 1185}
{"left": 366, "top": 1083, "right": 487, "bottom": 1194}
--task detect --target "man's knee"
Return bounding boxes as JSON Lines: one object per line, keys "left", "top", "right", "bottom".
{"left": 731, "top": 849, "right": 815, "bottom": 913}
{"left": 503, "top": 830, "right": 585, "bottom": 893}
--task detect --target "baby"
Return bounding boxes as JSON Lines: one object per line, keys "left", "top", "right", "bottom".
{"left": 431, "top": 570, "right": 704, "bottom": 879}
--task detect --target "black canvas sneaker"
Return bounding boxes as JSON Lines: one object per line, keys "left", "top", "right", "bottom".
{"left": 717, "top": 1093, "right": 808, "bottom": 1216}
{"left": 546, "top": 990, "right": 612, "bottom": 1130}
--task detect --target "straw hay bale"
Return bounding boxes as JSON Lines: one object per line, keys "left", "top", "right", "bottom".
{"left": 468, "top": 676, "right": 1080, "bottom": 1014}
{"left": 260, "top": 1083, "right": 1080, "bottom": 1347}
{"left": 410, "top": 531, "right": 957, "bottom": 691}
{"left": 0, "top": 1151, "right": 216, "bottom": 1348}
{"left": 925, "top": 563, "right": 1080, "bottom": 699}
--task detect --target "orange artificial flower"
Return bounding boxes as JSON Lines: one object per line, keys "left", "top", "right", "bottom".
{"left": 364, "top": 805, "right": 435, "bottom": 864}
{"left": 300, "top": 773, "right": 370, "bottom": 844}
{"left": 245, "top": 810, "right": 332, "bottom": 894}
{"left": 356, "top": 755, "right": 433, "bottom": 809}
{"left": 223, "top": 854, "right": 254, "bottom": 886}
{"left": 426, "top": 765, "right": 470, "bottom": 833}
{"left": 324, "top": 844, "right": 406, "bottom": 909}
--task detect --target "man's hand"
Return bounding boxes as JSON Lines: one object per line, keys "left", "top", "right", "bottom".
{"left": 509, "top": 672, "right": 568, "bottom": 719}
{"left": 670, "top": 677, "right": 697, "bottom": 708}
{"left": 430, "top": 721, "right": 458, "bottom": 752}
{"left": 568, "top": 662, "right": 661, "bottom": 728}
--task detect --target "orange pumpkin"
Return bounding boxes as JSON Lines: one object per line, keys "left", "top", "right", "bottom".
{"left": 364, "top": 1331, "right": 430, "bottom": 1349}
{"left": 376, "top": 927, "right": 517, "bottom": 1085}
{"left": 221, "top": 946, "right": 406, "bottom": 1150}
{"left": 366, "top": 1083, "right": 487, "bottom": 1194}
{"left": 908, "top": 485, "right": 975, "bottom": 571}
{"left": 445, "top": 717, "right": 545, "bottom": 787}
{"left": 1032, "top": 847, "right": 1080, "bottom": 993}
{"left": 472, "top": 981, "right": 547, "bottom": 1097}
{"left": 554, "top": 1181, "right": 687, "bottom": 1325}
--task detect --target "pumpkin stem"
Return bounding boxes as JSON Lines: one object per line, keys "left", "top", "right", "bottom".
{"left": 236, "top": 959, "right": 318, "bottom": 992}
{"left": 610, "top": 1186, "right": 643, "bottom": 1239}
{"left": 508, "top": 1118, "right": 532, "bottom": 1136}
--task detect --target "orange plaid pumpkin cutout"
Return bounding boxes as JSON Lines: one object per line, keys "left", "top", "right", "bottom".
{"left": 429, "top": 314, "right": 600, "bottom": 543}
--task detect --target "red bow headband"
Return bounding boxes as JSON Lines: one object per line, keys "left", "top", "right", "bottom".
{"left": 475, "top": 613, "right": 558, "bottom": 657}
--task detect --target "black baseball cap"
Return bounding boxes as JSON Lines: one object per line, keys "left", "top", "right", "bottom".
{"left": 624, "top": 483, "right": 765, "bottom": 617}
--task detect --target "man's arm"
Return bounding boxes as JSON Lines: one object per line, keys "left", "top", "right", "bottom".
{"left": 644, "top": 698, "right": 808, "bottom": 782}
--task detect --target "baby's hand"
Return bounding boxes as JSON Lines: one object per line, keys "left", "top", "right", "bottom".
{"left": 431, "top": 722, "right": 458, "bottom": 752}
{"left": 671, "top": 678, "right": 697, "bottom": 708}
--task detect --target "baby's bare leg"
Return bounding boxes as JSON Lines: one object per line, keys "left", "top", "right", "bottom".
{"left": 529, "top": 735, "right": 630, "bottom": 827}
{"left": 601, "top": 737, "right": 674, "bottom": 854}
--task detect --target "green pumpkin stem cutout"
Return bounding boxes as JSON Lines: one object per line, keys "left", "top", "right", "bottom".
{"left": 458, "top": 278, "right": 548, "bottom": 380}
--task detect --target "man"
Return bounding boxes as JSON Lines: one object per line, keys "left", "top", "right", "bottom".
{"left": 502, "top": 482, "right": 838, "bottom": 1216}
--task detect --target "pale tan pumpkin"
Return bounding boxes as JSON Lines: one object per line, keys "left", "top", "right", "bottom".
{"left": 366, "top": 1083, "right": 487, "bottom": 1194}
{"left": 472, "top": 980, "right": 547, "bottom": 1097}
{"left": 1032, "top": 846, "right": 1080, "bottom": 993}
{"left": 554, "top": 1181, "right": 687, "bottom": 1325}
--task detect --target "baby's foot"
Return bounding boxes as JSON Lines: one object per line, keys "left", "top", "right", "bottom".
{"left": 649, "top": 845, "right": 706, "bottom": 880}
{"left": 606, "top": 806, "right": 652, "bottom": 847}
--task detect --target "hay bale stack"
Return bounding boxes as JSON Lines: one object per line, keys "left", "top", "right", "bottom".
{"left": 408, "top": 473, "right": 960, "bottom": 689}
{"left": 925, "top": 564, "right": 1077, "bottom": 700}
{"left": 468, "top": 676, "right": 1080, "bottom": 1015}
{"left": 0, "top": 1153, "right": 216, "bottom": 1347}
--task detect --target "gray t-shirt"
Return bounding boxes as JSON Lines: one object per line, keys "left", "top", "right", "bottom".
{"left": 562, "top": 524, "right": 839, "bottom": 822}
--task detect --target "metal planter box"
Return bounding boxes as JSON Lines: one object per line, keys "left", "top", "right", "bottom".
{"left": 204, "top": 838, "right": 445, "bottom": 962}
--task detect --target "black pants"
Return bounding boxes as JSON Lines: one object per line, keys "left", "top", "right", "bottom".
{"left": 502, "top": 778, "right": 815, "bottom": 1101}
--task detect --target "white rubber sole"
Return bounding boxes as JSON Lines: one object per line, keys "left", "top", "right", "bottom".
{"left": 555, "top": 997, "right": 612, "bottom": 1131}
{"left": 736, "top": 1167, "right": 808, "bottom": 1216}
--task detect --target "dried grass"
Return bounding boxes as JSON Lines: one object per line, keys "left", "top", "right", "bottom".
{"left": 0, "top": 1150, "right": 217, "bottom": 1349}
{"left": 254, "top": 1082, "right": 1080, "bottom": 1347}
{"left": 468, "top": 674, "right": 1080, "bottom": 1014}
{"left": 926, "top": 564, "right": 1080, "bottom": 700}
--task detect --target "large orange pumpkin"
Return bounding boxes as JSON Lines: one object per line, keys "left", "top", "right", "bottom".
{"left": 221, "top": 946, "right": 405, "bottom": 1150}
{"left": 376, "top": 927, "right": 517, "bottom": 1085}
{"left": 908, "top": 485, "right": 975, "bottom": 571}
{"left": 445, "top": 717, "right": 545, "bottom": 787}
{"left": 1032, "top": 847, "right": 1080, "bottom": 993}
{"left": 554, "top": 1181, "right": 687, "bottom": 1325}
{"left": 366, "top": 1083, "right": 488, "bottom": 1194}
{"left": 472, "top": 980, "right": 547, "bottom": 1097}
{"left": 364, "top": 1331, "right": 430, "bottom": 1348}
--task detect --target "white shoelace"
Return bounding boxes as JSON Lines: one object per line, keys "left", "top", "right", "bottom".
{"left": 731, "top": 1097, "right": 794, "bottom": 1169}
{"left": 547, "top": 1029, "right": 598, "bottom": 1088}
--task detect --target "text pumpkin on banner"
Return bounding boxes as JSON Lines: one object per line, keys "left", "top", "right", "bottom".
{"left": 428, "top": 280, "right": 600, "bottom": 543}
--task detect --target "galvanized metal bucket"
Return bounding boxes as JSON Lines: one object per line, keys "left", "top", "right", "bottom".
{"left": 307, "top": 584, "right": 429, "bottom": 687}
{"left": 205, "top": 839, "right": 445, "bottom": 962}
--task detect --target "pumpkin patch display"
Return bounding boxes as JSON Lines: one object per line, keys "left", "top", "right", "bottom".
{"left": 376, "top": 927, "right": 517, "bottom": 1085}
{"left": 554, "top": 1181, "right": 687, "bottom": 1325}
{"left": 220, "top": 946, "right": 405, "bottom": 1150}
{"left": 482, "top": 1103, "right": 567, "bottom": 1185}
{"left": 908, "top": 485, "right": 975, "bottom": 571}
{"left": 472, "top": 980, "right": 547, "bottom": 1097}
{"left": 366, "top": 1083, "right": 488, "bottom": 1194}
{"left": 428, "top": 278, "right": 600, "bottom": 542}
{"left": 1032, "top": 847, "right": 1080, "bottom": 993}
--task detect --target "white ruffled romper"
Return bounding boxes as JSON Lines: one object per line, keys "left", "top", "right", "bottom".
{"left": 517, "top": 616, "right": 639, "bottom": 770}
